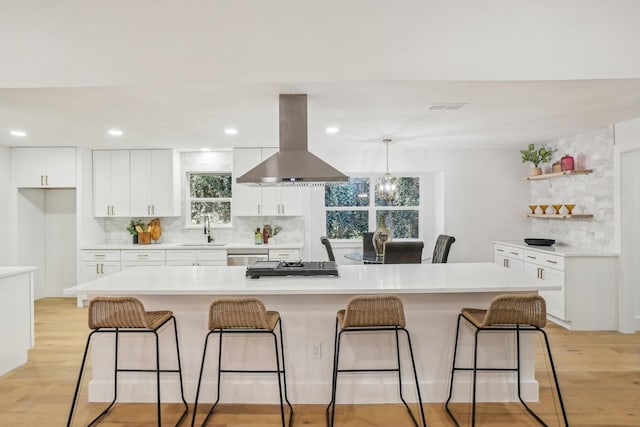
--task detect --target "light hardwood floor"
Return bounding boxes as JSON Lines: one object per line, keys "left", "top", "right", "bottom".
{"left": 0, "top": 298, "right": 638, "bottom": 426}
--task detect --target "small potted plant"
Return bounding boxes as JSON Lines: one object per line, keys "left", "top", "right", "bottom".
{"left": 126, "top": 219, "right": 145, "bottom": 244}
{"left": 520, "top": 144, "right": 556, "bottom": 176}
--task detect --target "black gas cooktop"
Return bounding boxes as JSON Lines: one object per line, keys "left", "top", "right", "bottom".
{"left": 246, "top": 260, "right": 339, "bottom": 279}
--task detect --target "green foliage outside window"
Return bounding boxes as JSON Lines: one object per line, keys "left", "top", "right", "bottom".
{"left": 376, "top": 210, "right": 419, "bottom": 239}
{"left": 325, "top": 177, "right": 370, "bottom": 207}
{"left": 325, "top": 176, "right": 421, "bottom": 239}
{"left": 375, "top": 177, "right": 420, "bottom": 206}
{"left": 326, "top": 211, "right": 369, "bottom": 239}
{"left": 189, "top": 173, "right": 232, "bottom": 225}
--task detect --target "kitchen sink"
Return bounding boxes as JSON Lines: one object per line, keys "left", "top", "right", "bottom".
{"left": 180, "top": 242, "right": 226, "bottom": 247}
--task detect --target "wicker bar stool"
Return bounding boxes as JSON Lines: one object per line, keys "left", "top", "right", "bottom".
{"left": 445, "top": 294, "right": 569, "bottom": 427}
{"left": 67, "top": 297, "right": 188, "bottom": 427}
{"left": 191, "top": 297, "right": 293, "bottom": 427}
{"left": 326, "top": 294, "right": 427, "bottom": 427}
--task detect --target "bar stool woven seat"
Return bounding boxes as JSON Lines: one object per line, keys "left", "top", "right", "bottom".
{"left": 445, "top": 294, "right": 569, "bottom": 426}
{"left": 67, "top": 297, "right": 188, "bottom": 427}
{"left": 192, "top": 297, "right": 293, "bottom": 427}
{"left": 326, "top": 295, "right": 427, "bottom": 427}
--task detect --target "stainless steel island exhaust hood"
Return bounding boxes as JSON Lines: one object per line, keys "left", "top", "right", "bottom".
{"left": 236, "top": 94, "right": 348, "bottom": 186}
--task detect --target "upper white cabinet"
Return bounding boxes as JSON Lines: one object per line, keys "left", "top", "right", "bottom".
{"left": 232, "top": 147, "right": 306, "bottom": 216}
{"left": 12, "top": 147, "right": 76, "bottom": 188}
{"left": 130, "top": 150, "right": 179, "bottom": 217}
{"left": 93, "top": 150, "right": 131, "bottom": 217}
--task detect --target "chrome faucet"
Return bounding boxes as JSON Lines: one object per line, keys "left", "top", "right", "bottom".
{"left": 203, "top": 215, "right": 214, "bottom": 243}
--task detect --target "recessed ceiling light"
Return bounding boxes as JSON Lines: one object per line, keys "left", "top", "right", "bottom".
{"left": 325, "top": 127, "right": 339, "bottom": 134}
{"left": 108, "top": 129, "right": 123, "bottom": 136}
{"left": 224, "top": 128, "right": 238, "bottom": 135}
{"left": 200, "top": 148, "right": 211, "bottom": 152}
{"left": 10, "top": 130, "right": 27, "bottom": 137}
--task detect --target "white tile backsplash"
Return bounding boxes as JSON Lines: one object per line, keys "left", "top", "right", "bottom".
{"left": 530, "top": 126, "right": 614, "bottom": 250}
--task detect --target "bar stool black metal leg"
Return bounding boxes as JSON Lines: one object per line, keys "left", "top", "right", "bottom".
{"left": 191, "top": 332, "right": 213, "bottom": 427}
{"left": 271, "top": 329, "right": 286, "bottom": 427}
{"left": 540, "top": 329, "right": 570, "bottom": 427}
{"left": 276, "top": 319, "right": 294, "bottom": 426}
{"left": 200, "top": 331, "right": 224, "bottom": 426}
{"left": 67, "top": 330, "right": 97, "bottom": 427}
{"left": 325, "top": 318, "right": 340, "bottom": 427}
{"left": 402, "top": 328, "right": 428, "bottom": 427}
{"left": 445, "top": 314, "right": 463, "bottom": 426}
{"left": 471, "top": 328, "right": 480, "bottom": 426}
{"left": 328, "top": 329, "right": 344, "bottom": 427}
{"left": 154, "top": 330, "right": 162, "bottom": 426}
{"left": 171, "top": 316, "right": 189, "bottom": 426}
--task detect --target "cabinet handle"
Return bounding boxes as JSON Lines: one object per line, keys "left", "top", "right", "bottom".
{"left": 100, "top": 264, "right": 104, "bottom": 274}
{"left": 96, "top": 264, "right": 99, "bottom": 274}
{"left": 527, "top": 255, "right": 537, "bottom": 259}
{"left": 45, "top": 175, "right": 49, "bottom": 186}
{"left": 152, "top": 205, "right": 155, "bottom": 215}
{"left": 40, "top": 175, "right": 44, "bottom": 186}
{"left": 510, "top": 252, "right": 519, "bottom": 256}
{"left": 546, "top": 260, "right": 558, "bottom": 264}
{"left": 258, "top": 204, "right": 261, "bottom": 215}
{"left": 496, "top": 249, "right": 504, "bottom": 252}
{"left": 504, "top": 259, "right": 509, "bottom": 268}
{"left": 137, "top": 254, "right": 149, "bottom": 259}
{"left": 112, "top": 206, "right": 115, "bottom": 216}
{"left": 94, "top": 254, "right": 106, "bottom": 259}
{"left": 281, "top": 204, "right": 284, "bottom": 215}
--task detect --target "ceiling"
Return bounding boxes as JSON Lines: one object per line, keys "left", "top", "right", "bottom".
{"left": 2, "top": 1, "right": 640, "bottom": 152}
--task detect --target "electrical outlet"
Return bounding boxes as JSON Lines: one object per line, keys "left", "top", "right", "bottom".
{"left": 309, "top": 343, "right": 321, "bottom": 359}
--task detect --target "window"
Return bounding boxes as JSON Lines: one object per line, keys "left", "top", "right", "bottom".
{"left": 187, "top": 172, "right": 232, "bottom": 226}
{"left": 324, "top": 176, "right": 420, "bottom": 239}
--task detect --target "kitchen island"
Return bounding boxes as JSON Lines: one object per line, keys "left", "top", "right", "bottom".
{"left": 64, "top": 263, "right": 559, "bottom": 405}
{"left": 0, "top": 266, "right": 36, "bottom": 376}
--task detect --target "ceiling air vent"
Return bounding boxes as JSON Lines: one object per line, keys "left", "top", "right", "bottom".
{"left": 427, "top": 103, "right": 467, "bottom": 111}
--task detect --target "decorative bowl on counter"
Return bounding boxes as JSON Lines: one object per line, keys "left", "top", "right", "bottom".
{"left": 524, "top": 238, "right": 555, "bottom": 246}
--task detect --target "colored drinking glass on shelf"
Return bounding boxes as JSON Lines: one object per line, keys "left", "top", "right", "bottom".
{"left": 538, "top": 204, "right": 548, "bottom": 214}
{"left": 552, "top": 204, "right": 562, "bottom": 214}
{"left": 528, "top": 205, "right": 537, "bottom": 214}
{"left": 564, "top": 204, "right": 575, "bottom": 215}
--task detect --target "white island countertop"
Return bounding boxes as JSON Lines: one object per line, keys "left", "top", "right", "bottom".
{"left": 0, "top": 266, "right": 37, "bottom": 279}
{"left": 65, "top": 263, "right": 559, "bottom": 296}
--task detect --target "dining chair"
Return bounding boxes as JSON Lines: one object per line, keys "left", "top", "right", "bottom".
{"left": 432, "top": 234, "right": 456, "bottom": 263}
{"left": 382, "top": 241, "right": 424, "bottom": 264}
{"left": 321, "top": 236, "right": 336, "bottom": 262}
{"left": 362, "top": 232, "right": 376, "bottom": 262}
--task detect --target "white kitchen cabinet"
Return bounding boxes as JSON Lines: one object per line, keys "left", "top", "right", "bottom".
{"left": 120, "top": 249, "right": 166, "bottom": 269}
{"left": 130, "top": 150, "right": 179, "bottom": 217}
{"left": 79, "top": 250, "right": 122, "bottom": 306}
{"left": 494, "top": 241, "right": 618, "bottom": 330}
{"left": 166, "top": 249, "right": 226, "bottom": 266}
{"left": 269, "top": 248, "right": 301, "bottom": 261}
{"left": 232, "top": 148, "right": 306, "bottom": 216}
{"left": 12, "top": 147, "right": 76, "bottom": 188}
{"left": 494, "top": 244, "right": 524, "bottom": 270}
{"left": 523, "top": 251, "right": 565, "bottom": 320}
{"left": 93, "top": 150, "right": 131, "bottom": 217}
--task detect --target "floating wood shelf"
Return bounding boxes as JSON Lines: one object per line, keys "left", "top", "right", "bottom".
{"left": 525, "top": 169, "right": 593, "bottom": 181}
{"left": 527, "top": 214, "right": 593, "bottom": 219}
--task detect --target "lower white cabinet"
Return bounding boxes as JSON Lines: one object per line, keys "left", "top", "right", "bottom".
{"left": 78, "top": 250, "right": 122, "bottom": 307}
{"left": 121, "top": 250, "right": 166, "bottom": 269}
{"left": 269, "top": 248, "right": 301, "bottom": 261}
{"left": 494, "top": 241, "right": 618, "bottom": 330}
{"left": 166, "top": 250, "right": 226, "bottom": 266}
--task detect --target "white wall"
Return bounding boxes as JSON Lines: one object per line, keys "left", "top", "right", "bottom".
{"left": 0, "top": 146, "right": 11, "bottom": 265}
{"left": 45, "top": 189, "right": 77, "bottom": 296}
{"left": 17, "top": 189, "right": 46, "bottom": 299}
{"left": 530, "top": 126, "right": 615, "bottom": 250}
{"left": 615, "top": 116, "right": 640, "bottom": 332}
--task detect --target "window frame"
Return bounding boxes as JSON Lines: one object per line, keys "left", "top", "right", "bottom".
{"left": 323, "top": 174, "right": 422, "bottom": 241}
{"left": 184, "top": 171, "right": 233, "bottom": 229}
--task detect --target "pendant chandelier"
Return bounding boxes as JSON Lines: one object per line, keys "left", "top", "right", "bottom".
{"left": 377, "top": 138, "right": 397, "bottom": 202}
